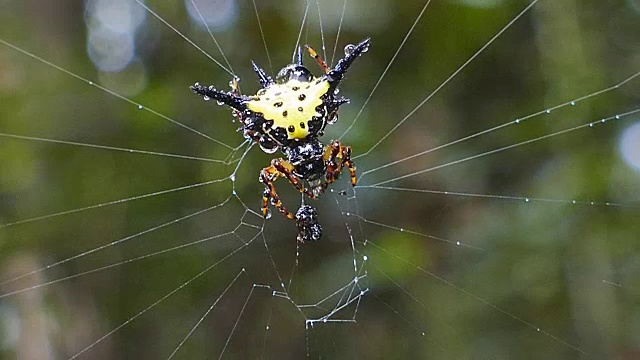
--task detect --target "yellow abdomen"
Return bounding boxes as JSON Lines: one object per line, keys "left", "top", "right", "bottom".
{"left": 246, "top": 79, "right": 330, "bottom": 140}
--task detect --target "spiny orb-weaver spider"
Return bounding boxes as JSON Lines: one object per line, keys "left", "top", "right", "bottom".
{"left": 191, "top": 38, "right": 370, "bottom": 242}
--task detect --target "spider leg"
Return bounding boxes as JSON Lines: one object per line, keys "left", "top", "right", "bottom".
{"left": 260, "top": 158, "right": 313, "bottom": 219}
{"left": 230, "top": 77, "right": 240, "bottom": 95}
{"left": 304, "top": 45, "right": 329, "bottom": 74}
{"left": 229, "top": 77, "right": 245, "bottom": 120}
{"left": 220, "top": 78, "right": 260, "bottom": 144}
{"left": 323, "top": 140, "right": 357, "bottom": 187}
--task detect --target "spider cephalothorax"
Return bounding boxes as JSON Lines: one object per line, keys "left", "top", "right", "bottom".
{"left": 191, "top": 38, "right": 370, "bottom": 242}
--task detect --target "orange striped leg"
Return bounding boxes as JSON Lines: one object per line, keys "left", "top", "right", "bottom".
{"left": 259, "top": 158, "right": 312, "bottom": 220}
{"left": 305, "top": 45, "right": 329, "bottom": 74}
{"left": 323, "top": 140, "right": 357, "bottom": 187}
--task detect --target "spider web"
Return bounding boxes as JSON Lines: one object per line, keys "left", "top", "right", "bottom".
{"left": 0, "top": 0, "right": 639, "bottom": 359}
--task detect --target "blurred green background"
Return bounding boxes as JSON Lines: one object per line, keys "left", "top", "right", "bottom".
{"left": 1, "top": 0, "right": 640, "bottom": 359}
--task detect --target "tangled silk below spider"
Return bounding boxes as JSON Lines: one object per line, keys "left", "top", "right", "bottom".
{"left": 190, "top": 38, "right": 371, "bottom": 242}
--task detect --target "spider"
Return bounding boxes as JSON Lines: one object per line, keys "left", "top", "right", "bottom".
{"left": 191, "top": 38, "right": 370, "bottom": 242}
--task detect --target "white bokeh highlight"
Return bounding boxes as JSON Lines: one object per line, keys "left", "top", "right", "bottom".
{"left": 185, "top": 0, "right": 237, "bottom": 32}
{"left": 84, "top": 0, "right": 147, "bottom": 73}
{"left": 619, "top": 121, "right": 640, "bottom": 173}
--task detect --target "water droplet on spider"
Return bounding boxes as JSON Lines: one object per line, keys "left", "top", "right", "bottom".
{"left": 202, "top": 95, "right": 210, "bottom": 101}
{"left": 344, "top": 44, "right": 355, "bottom": 55}
{"left": 264, "top": 209, "right": 272, "bottom": 219}
{"left": 339, "top": 190, "right": 347, "bottom": 196}
{"left": 570, "top": 101, "right": 576, "bottom": 106}
{"left": 334, "top": 88, "right": 340, "bottom": 95}
{"left": 217, "top": 100, "right": 226, "bottom": 106}
{"left": 259, "top": 140, "right": 278, "bottom": 154}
